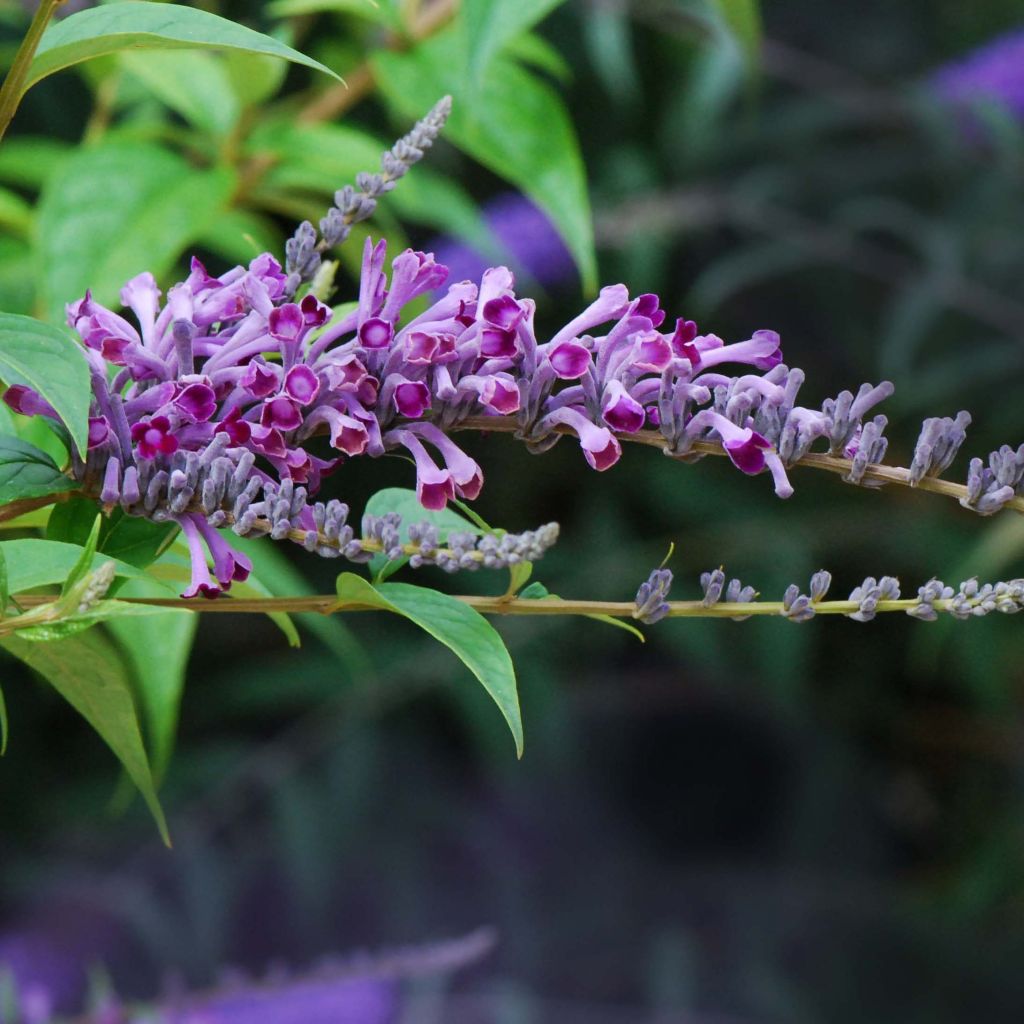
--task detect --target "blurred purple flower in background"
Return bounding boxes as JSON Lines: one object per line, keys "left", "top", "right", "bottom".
{"left": 428, "top": 192, "right": 576, "bottom": 291}
{"left": 165, "top": 976, "right": 396, "bottom": 1024}
{"left": 931, "top": 27, "right": 1024, "bottom": 121}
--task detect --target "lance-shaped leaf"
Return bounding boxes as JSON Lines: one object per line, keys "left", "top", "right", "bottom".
{"left": 373, "top": 35, "right": 596, "bottom": 291}
{"left": 0, "top": 538, "right": 150, "bottom": 594}
{"left": 27, "top": 1, "right": 342, "bottom": 94}
{"left": 336, "top": 573, "right": 523, "bottom": 756}
{"left": 35, "top": 143, "right": 235, "bottom": 323}
{"left": 2, "top": 631, "right": 169, "bottom": 844}
{"left": 0, "top": 435, "right": 78, "bottom": 507}
{"left": 108, "top": 580, "right": 198, "bottom": 780}
{"left": 0, "top": 315, "right": 90, "bottom": 454}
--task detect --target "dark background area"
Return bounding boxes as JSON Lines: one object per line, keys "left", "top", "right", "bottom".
{"left": 3, "top": 1, "right": 1024, "bottom": 1020}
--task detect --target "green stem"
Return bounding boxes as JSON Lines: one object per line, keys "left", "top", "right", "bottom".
{"left": 2, "top": 593, "right": 996, "bottom": 620}
{"left": 0, "top": 0, "right": 64, "bottom": 144}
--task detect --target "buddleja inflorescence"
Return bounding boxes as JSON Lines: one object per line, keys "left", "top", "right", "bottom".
{"left": 4, "top": 96, "right": 1022, "bottom": 615}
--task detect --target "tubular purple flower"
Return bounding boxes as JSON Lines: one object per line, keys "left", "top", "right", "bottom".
{"left": 688, "top": 329, "right": 783, "bottom": 372}
{"left": 688, "top": 410, "right": 772, "bottom": 474}
{"left": 195, "top": 514, "right": 252, "bottom": 587}
{"left": 538, "top": 406, "right": 622, "bottom": 471}
{"left": 408, "top": 422, "right": 484, "bottom": 499}
{"left": 601, "top": 380, "right": 646, "bottom": 433}
{"left": 391, "top": 429, "right": 456, "bottom": 509}
{"left": 548, "top": 341, "right": 592, "bottom": 379}
{"left": 3, "top": 385, "right": 57, "bottom": 419}
{"left": 119, "top": 271, "right": 161, "bottom": 347}
{"left": 547, "top": 284, "right": 630, "bottom": 349}
{"left": 177, "top": 513, "right": 222, "bottom": 599}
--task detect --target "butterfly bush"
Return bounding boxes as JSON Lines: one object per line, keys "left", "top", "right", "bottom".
{"left": 2, "top": 233, "right": 898, "bottom": 602}
{"left": 6, "top": 99, "right": 1019, "bottom": 604}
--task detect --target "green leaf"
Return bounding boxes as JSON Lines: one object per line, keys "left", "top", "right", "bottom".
{"left": 12, "top": 597, "right": 188, "bottom": 643}
{"left": 707, "top": 0, "right": 762, "bottom": 65}
{"left": 519, "top": 580, "right": 645, "bottom": 641}
{"left": 0, "top": 186, "right": 31, "bottom": 236}
{"left": 0, "top": 538, "right": 151, "bottom": 594}
{"left": 194, "top": 208, "right": 282, "bottom": 267}
{"left": 147, "top": 538, "right": 300, "bottom": 645}
{"left": 229, "top": 532, "right": 369, "bottom": 670}
{"left": 35, "top": 143, "right": 236, "bottom": 323}
{"left": 0, "top": 545, "right": 8, "bottom": 618}
{"left": 0, "top": 137, "right": 70, "bottom": 190}
{"left": 505, "top": 560, "right": 533, "bottom": 598}
{"left": 267, "top": 0, "right": 402, "bottom": 29}
{"left": 27, "top": 1, "right": 342, "bottom": 94}
{"left": 61, "top": 514, "right": 101, "bottom": 597}
{"left": 373, "top": 38, "right": 596, "bottom": 291}
{"left": 463, "top": 0, "right": 565, "bottom": 79}
{"left": 224, "top": 49, "right": 291, "bottom": 108}
{"left": 119, "top": 49, "right": 240, "bottom": 136}
{"left": 2, "top": 630, "right": 169, "bottom": 843}
{"left": 107, "top": 578, "right": 198, "bottom": 779}
{"left": 336, "top": 573, "right": 523, "bottom": 755}
{"left": 0, "top": 435, "right": 78, "bottom": 506}
{"left": 48, "top": 497, "right": 176, "bottom": 570}
{"left": 0, "top": 315, "right": 91, "bottom": 454}
{"left": 362, "top": 487, "right": 482, "bottom": 583}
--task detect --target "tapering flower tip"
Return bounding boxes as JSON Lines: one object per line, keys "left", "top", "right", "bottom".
{"left": 172, "top": 316, "right": 196, "bottom": 376}
{"left": 87, "top": 416, "right": 110, "bottom": 450}
{"left": 130, "top": 415, "right": 178, "bottom": 460}
{"left": 548, "top": 341, "right": 591, "bottom": 379}
{"left": 6, "top": 387, "right": 58, "bottom": 424}
{"left": 763, "top": 452, "right": 794, "bottom": 498}
{"left": 601, "top": 380, "right": 645, "bottom": 433}
{"left": 635, "top": 567, "right": 673, "bottom": 624}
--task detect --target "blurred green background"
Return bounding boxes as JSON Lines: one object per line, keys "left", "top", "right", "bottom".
{"left": 3, "top": 0, "right": 1024, "bottom": 1020}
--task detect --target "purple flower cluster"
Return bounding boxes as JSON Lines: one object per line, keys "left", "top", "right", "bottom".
{"left": 931, "top": 27, "right": 1024, "bottom": 123}
{"left": 5, "top": 232, "right": 902, "bottom": 600}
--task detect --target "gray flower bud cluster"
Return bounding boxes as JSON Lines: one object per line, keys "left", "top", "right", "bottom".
{"left": 961, "top": 443, "right": 1024, "bottom": 515}
{"left": 698, "top": 568, "right": 757, "bottom": 620}
{"left": 635, "top": 568, "right": 673, "bottom": 624}
{"left": 405, "top": 521, "right": 560, "bottom": 573}
{"left": 779, "top": 570, "right": 831, "bottom": 622}
{"left": 908, "top": 577, "right": 1024, "bottom": 620}
{"left": 847, "top": 576, "right": 901, "bottom": 622}
{"left": 284, "top": 96, "right": 453, "bottom": 293}
{"left": 908, "top": 411, "right": 971, "bottom": 486}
